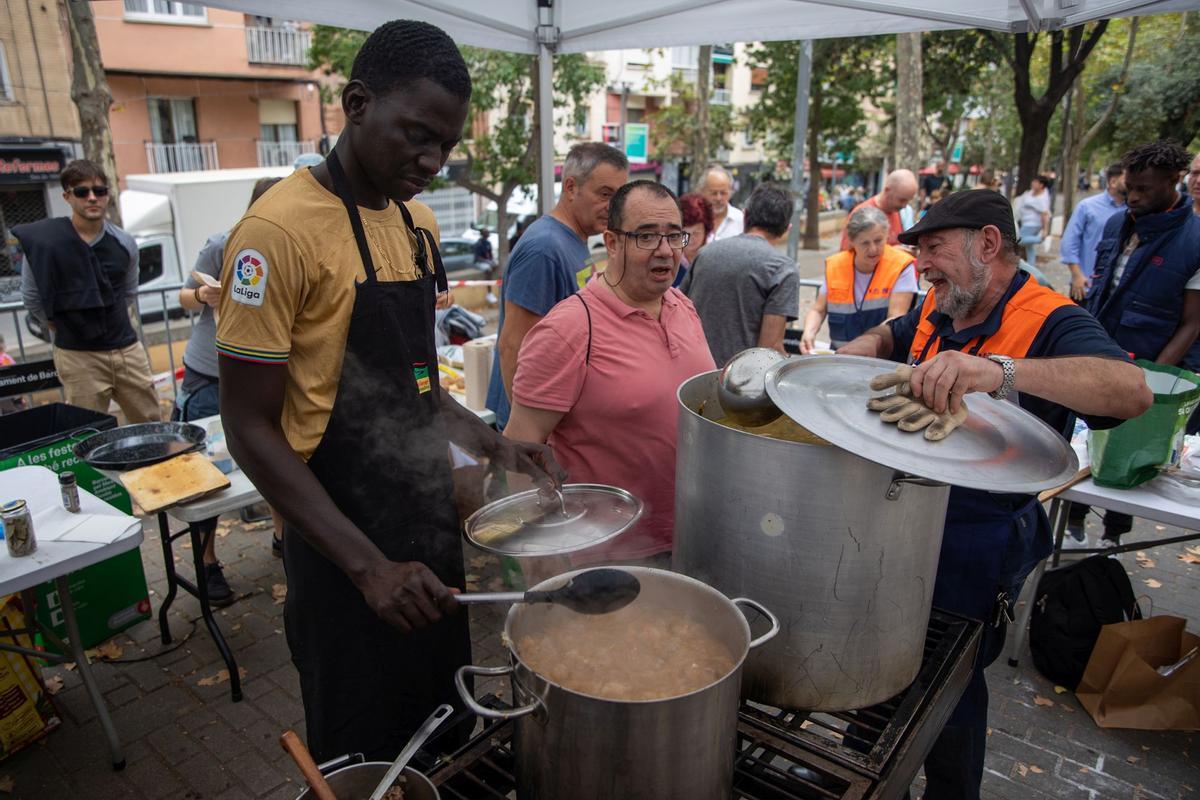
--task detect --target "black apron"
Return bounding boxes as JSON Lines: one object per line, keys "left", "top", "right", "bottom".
{"left": 282, "top": 151, "right": 469, "bottom": 763}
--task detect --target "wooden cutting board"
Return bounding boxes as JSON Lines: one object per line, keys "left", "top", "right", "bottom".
{"left": 120, "top": 452, "right": 230, "bottom": 514}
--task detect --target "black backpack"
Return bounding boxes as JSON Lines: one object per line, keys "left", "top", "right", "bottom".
{"left": 1028, "top": 555, "right": 1142, "bottom": 689}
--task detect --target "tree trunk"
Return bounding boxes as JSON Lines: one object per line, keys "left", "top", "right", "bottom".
{"left": 65, "top": 0, "right": 121, "bottom": 224}
{"left": 1061, "top": 81, "right": 1085, "bottom": 219}
{"left": 803, "top": 84, "right": 823, "bottom": 250}
{"left": 495, "top": 202, "right": 511, "bottom": 273}
{"left": 690, "top": 46, "right": 713, "bottom": 187}
{"left": 1062, "top": 19, "right": 1139, "bottom": 218}
{"left": 1016, "top": 108, "right": 1055, "bottom": 195}
{"left": 999, "top": 23, "right": 1109, "bottom": 195}
{"left": 894, "top": 32, "right": 923, "bottom": 172}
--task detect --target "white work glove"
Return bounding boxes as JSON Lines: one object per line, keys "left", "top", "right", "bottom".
{"left": 867, "top": 365, "right": 969, "bottom": 442}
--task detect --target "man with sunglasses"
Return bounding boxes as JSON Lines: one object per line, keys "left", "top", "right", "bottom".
{"left": 505, "top": 181, "right": 715, "bottom": 569}
{"left": 17, "top": 159, "right": 160, "bottom": 422}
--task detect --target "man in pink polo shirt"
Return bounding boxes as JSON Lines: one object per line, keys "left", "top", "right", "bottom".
{"left": 505, "top": 181, "right": 716, "bottom": 567}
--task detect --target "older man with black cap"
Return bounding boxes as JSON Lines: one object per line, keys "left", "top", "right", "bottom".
{"left": 839, "top": 189, "right": 1150, "bottom": 799}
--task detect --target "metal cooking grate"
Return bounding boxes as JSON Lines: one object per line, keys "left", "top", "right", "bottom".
{"left": 428, "top": 718, "right": 866, "bottom": 800}
{"left": 422, "top": 610, "right": 980, "bottom": 800}
{"left": 740, "top": 612, "right": 975, "bottom": 777}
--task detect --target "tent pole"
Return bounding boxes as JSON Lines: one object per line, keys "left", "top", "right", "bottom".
{"left": 786, "top": 40, "right": 813, "bottom": 261}
{"left": 537, "top": 42, "right": 555, "bottom": 216}
{"left": 535, "top": 0, "right": 557, "bottom": 217}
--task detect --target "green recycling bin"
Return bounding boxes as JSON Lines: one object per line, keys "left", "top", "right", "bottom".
{"left": 0, "top": 404, "right": 152, "bottom": 654}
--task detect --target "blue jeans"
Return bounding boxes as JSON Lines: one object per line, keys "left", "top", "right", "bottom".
{"left": 172, "top": 381, "right": 219, "bottom": 423}
{"left": 1018, "top": 223, "right": 1043, "bottom": 265}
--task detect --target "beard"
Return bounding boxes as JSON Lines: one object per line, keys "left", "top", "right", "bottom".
{"left": 932, "top": 248, "right": 991, "bottom": 319}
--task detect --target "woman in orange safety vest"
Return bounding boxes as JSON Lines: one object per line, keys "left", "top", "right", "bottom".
{"left": 801, "top": 204, "right": 918, "bottom": 352}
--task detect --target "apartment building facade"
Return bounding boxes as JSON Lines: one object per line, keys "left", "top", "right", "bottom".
{"left": 0, "top": 0, "right": 80, "bottom": 295}
{"left": 92, "top": 2, "right": 332, "bottom": 183}
{"left": 560, "top": 45, "right": 768, "bottom": 193}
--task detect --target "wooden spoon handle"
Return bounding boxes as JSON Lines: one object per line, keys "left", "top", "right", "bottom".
{"left": 280, "top": 730, "right": 339, "bottom": 800}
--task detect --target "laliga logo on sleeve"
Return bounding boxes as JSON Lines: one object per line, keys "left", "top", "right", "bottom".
{"left": 231, "top": 249, "right": 268, "bottom": 307}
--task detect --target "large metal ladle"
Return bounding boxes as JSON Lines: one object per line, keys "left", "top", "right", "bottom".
{"left": 717, "top": 347, "right": 787, "bottom": 426}
{"left": 367, "top": 704, "right": 453, "bottom": 800}
{"left": 454, "top": 568, "right": 641, "bottom": 615}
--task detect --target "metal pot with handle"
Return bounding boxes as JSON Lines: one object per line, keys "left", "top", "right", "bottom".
{"left": 292, "top": 753, "right": 440, "bottom": 800}
{"left": 455, "top": 567, "right": 778, "bottom": 800}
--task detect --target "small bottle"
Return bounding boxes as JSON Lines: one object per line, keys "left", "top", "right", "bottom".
{"left": 1, "top": 499, "right": 37, "bottom": 557}
{"left": 60, "top": 471, "right": 81, "bottom": 513}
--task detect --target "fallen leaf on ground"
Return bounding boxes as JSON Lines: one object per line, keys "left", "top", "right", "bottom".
{"left": 1059, "top": 703, "right": 1076, "bottom": 713}
{"left": 1143, "top": 578, "right": 1163, "bottom": 589}
{"left": 1079, "top": 767, "right": 1090, "bottom": 773}
{"left": 43, "top": 675, "right": 64, "bottom": 695}
{"left": 1029, "top": 765, "right": 1044, "bottom": 774}
{"left": 1054, "top": 685, "right": 1067, "bottom": 694}
{"left": 271, "top": 584, "right": 287, "bottom": 605}
{"left": 197, "top": 667, "right": 247, "bottom": 686}
{"left": 181, "top": 541, "right": 192, "bottom": 550}
{"left": 1033, "top": 695, "right": 1054, "bottom": 707}
{"left": 1186, "top": 545, "right": 1200, "bottom": 557}
{"left": 1016, "top": 763, "right": 1029, "bottom": 778}
{"left": 1127, "top": 755, "right": 1141, "bottom": 764}
{"left": 986, "top": 727, "right": 993, "bottom": 736}
{"left": 0, "top": 775, "right": 13, "bottom": 792}
{"left": 231, "top": 623, "right": 242, "bottom": 631}
{"left": 243, "top": 521, "right": 270, "bottom": 531}
{"left": 85, "top": 641, "right": 124, "bottom": 661}
{"left": 64, "top": 663, "right": 76, "bottom": 672}
{"left": 1179, "top": 553, "right": 1200, "bottom": 565}
{"left": 1155, "top": 525, "right": 1166, "bottom": 531}
{"left": 1135, "top": 552, "right": 1156, "bottom": 569}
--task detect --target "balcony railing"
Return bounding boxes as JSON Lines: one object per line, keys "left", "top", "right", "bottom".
{"left": 245, "top": 25, "right": 312, "bottom": 66}
{"left": 145, "top": 141, "right": 219, "bottom": 173}
{"left": 711, "top": 88, "right": 731, "bottom": 105}
{"left": 257, "top": 140, "right": 316, "bottom": 167}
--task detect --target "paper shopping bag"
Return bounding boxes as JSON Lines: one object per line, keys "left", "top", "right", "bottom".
{"left": 1076, "top": 616, "right": 1200, "bottom": 730}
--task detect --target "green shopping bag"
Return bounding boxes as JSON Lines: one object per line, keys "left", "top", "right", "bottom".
{"left": 1089, "top": 361, "right": 1200, "bottom": 489}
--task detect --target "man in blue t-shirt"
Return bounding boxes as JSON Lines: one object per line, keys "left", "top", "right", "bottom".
{"left": 486, "top": 142, "right": 628, "bottom": 428}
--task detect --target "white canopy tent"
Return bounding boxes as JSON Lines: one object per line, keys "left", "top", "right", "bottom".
{"left": 206, "top": 0, "right": 1200, "bottom": 209}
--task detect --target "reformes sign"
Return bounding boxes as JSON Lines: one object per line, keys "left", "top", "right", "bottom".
{"left": 0, "top": 359, "right": 60, "bottom": 397}
{"left": 0, "top": 148, "right": 67, "bottom": 184}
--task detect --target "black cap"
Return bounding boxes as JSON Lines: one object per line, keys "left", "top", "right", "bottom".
{"left": 897, "top": 189, "right": 1016, "bottom": 246}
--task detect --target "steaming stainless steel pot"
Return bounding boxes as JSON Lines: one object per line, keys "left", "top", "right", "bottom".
{"left": 455, "top": 567, "right": 778, "bottom": 800}
{"left": 673, "top": 371, "right": 950, "bottom": 710}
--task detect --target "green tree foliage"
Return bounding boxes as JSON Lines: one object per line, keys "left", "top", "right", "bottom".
{"left": 978, "top": 23, "right": 1110, "bottom": 194}
{"left": 309, "top": 25, "right": 605, "bottom": 265}
{"left": 647, "top": 71, "right": 736, "bottom": 168}
{"left": 744, "top": 37, "right": 891, "bottom": 248}
{"left": 920, "top": 31, "right": 994, "bottom": 165}
{"left": 1094, "top": 15, "right": 1200, "bottom": 154}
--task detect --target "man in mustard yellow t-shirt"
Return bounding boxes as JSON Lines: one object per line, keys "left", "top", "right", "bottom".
{"left": 216, "top": 20, "right": 563, "bottom": 762}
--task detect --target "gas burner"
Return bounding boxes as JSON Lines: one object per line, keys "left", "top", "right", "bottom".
{"left": 420, "top": 609, "right": 980, "bottom": 800}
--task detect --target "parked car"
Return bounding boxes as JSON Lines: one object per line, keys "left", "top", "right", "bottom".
{"left": 439, "top": 237, "right": 488, "bottom": 279}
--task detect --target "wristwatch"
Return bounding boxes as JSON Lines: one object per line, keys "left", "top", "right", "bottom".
{"left": 986, "top": 354, "right": 1016, "bottom": 401}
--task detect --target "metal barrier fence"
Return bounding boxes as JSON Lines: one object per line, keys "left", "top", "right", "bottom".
{"left": 0, "top": 283, "right": 194, "bottom": 410}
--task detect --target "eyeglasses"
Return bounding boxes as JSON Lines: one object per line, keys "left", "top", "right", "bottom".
{"left": 71, "top": 185, "right": 109, "bottom": 199}
{"left": 611, "top": 229, "right": 691, "bottom": 250}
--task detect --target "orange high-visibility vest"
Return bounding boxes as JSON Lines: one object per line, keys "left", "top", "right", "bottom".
{"left": 909, "top": 275, "right": 1075, "bottom": 363}
{"left": 825, "top": 245, "right": 914, "bottom": 345}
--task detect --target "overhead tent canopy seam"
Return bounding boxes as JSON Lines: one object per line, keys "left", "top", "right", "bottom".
{"left": 202, "top": 0, "right": 1200, "bottom": 211}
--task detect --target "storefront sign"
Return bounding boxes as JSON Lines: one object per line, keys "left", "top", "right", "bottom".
{"left": 0, "top": 359, "right": 60, "bottom": 398}
{"left": 625, "top": 123, "right": 649, "bottom": 165}
{"left": 0, "top": 148, "right": 67, "bottom": 184}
